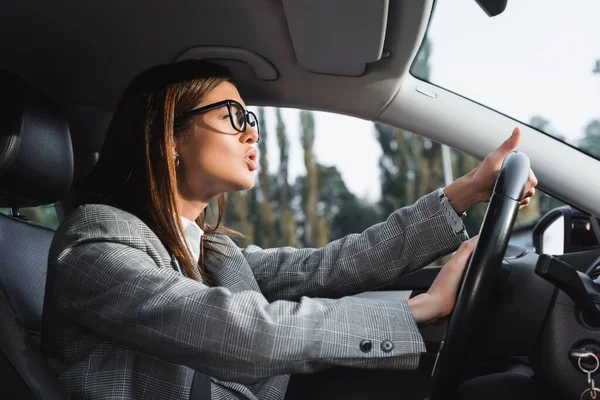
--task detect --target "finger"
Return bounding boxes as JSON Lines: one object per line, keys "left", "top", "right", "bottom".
{"left": 461, "top": 235, "right": 479, "bottom": 249}
{"left": 519, "top": 198, "right": 531, "bottom": 209}
{"left": 494, "top": 127, "right": 521, "bottom": 156}
{"left": 523, "top": 187, "right": 536, "bottom": 199}
{"left": 430, "top": 236, "right": 479, "bottom": 313}
{"left": 461, "top": 235, "right": 479, "bottom": 248}
{"left": 529, "top": 169, "right": 538, "bottom": 187}
{"left": 452, "top": 236, "right": 479, "bottom": 265}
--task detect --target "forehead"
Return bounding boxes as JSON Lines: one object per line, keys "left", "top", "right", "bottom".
{"left": 198, "top": 81, "right": 245, "bottom": 109}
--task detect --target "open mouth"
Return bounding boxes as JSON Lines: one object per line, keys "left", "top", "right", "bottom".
{"left": 245, "top": 149, "right": 258, "bottom": 170}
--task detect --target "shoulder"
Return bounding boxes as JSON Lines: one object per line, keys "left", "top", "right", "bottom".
{"left": 203, "top": 232, "right": 243, "bottom": 258}
{"left": 52, "top": 204, "right": 158, "bottom": 253}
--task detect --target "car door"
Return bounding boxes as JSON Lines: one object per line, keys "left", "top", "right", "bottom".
{"left": 222, "top": 106, "right": 562, "bottom": 399}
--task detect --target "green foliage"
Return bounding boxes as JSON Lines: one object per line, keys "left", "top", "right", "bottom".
{"left": 0, "top": 204, "right": 61, "bottom": 230}
{"left": 375, "top": 124, "right": 445, "bottom": 218}
{"left": 579, "top": 119, "right": 600, "bottom": 158}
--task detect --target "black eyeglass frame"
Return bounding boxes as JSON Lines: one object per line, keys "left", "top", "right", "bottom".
{"left": 175, "top": 99, "right": 260, "bottom": 142}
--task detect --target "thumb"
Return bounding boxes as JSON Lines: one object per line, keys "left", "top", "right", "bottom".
{"left": 495, "top": 127, "right": 521, "bottom": 155}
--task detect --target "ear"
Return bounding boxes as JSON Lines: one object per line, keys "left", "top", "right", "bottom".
{"left": 173, "top": 138, "right": 182, "bottom": 160}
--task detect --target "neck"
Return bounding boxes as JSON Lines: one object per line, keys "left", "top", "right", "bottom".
{"left": 177, "top": 195, "right": 209, "bottom": 221}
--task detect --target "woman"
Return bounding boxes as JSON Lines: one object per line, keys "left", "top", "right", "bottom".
{"left": 42, "top": 60, "right": 537, "bottom": 400}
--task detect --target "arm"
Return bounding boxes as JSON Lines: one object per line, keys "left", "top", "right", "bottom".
{"left": 244, "top": 189, "right": 468, "bottom": 302}
{"left": 246, "top": 125, "right": 541, "bottom": 302}
{"left": 48, "top": 225, "right": 426, "bottom": 384}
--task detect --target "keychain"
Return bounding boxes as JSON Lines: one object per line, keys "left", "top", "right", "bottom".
{"left": 576, "top": 351, "right": 600, "bottom": 399}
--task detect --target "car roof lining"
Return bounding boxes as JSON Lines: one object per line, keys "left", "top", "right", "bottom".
{"left": 0, "top": 0, "right": 430, "bottom": 122}
{"left": 2, "top": 0, "right": 600, "bottom": 219}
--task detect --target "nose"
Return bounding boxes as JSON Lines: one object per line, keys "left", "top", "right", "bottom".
{"left": 241, "top": 125, "right": 259, "bottom": 144}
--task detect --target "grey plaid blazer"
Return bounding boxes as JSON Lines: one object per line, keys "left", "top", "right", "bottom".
{"left": 42, "top": 189, "right": 467, "bottom": 400}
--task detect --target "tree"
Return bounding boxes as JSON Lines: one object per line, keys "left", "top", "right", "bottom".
{"left": 412, "top": 37, "right": 432, "bottom": 81}
{"left": 375, "top": 124, "right": 411, "bottom": 215}
{"left": 294, "top": 164, "right": 379, "bottom": 242}
{"left": 226, "top": 191, "right": 254, "bottom": 247}
{"left": 529, "top": 115, "right": 551, "bottom": 132}
{"left": 375, "top": 124, "right": 445, "bottom": 219}
{"left": 300, "top": 110, "right": 321, "bottom": 247}
{"left": 579, "top": 119, "right": 600, "bottom": 158}
{"left": 529, "top": 115, "right": 565, "bottom": 141}
{"left": 316, "top": 165, "right": 380, "bottom": 240}
{"left": 275, "top": 109, "right": 298, "bottom": 247}
{"left": 254, "top": 107, "right": 277, "bottom": 248}
{"left": 375, "top": 38, "right": 446, "bottom": 218}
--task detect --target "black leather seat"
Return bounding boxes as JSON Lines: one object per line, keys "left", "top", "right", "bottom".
{"left": 0, "top": 71, "right": 73, "bottom": 399}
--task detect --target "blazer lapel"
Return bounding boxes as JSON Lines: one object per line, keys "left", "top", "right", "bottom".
{"left": 169, "top": 234, "right": 260, "bottom": 293}
{"left": 169, "top": 254, "right": 197, "bottom": 280}
{"left": 202, "top": 235, "right": 260, "bottom": 293}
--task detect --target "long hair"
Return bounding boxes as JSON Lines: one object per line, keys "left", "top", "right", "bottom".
{"left": 74, "top": 60, "right": 237, "bottom": 283}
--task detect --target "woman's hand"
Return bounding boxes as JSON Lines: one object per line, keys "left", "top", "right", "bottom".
{"left": 408, "top": 236, "right": 478, "bottom": 325}
{"left": 470, "top": 127, "right": 538, "bottom": 208}
{"left": 443, "top": 127, "right": 538, "bottom": 213}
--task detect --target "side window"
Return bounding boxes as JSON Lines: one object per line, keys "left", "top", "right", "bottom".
{"left": 221, "top": 107, "right": 562, "bottom": 253}
{"left": 220, "top": 34, "right": 565, "bottom": 252}
{"left": 0, "top": 203, "right": 63, "bottom": 230}
{"left": 224, "top": 107, "right": 391, "bottom": 249}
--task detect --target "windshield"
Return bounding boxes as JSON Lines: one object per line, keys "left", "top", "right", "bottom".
{"left": 411, "top": 0, "right": 600, "bottom": 160}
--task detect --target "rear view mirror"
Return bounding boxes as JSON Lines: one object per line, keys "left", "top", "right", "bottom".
{"left": 533, "top": 206, "right": 600, "bottom": 255}
{"left": 474, "top": 0, "right": 507, "bottom": 17}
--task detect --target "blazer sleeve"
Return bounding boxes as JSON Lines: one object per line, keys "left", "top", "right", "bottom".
{"left": 47, "top": 215, "right": 427, "bottom": 384}
{"left": 243, "top": 189, "right": 468, "bottom": 302}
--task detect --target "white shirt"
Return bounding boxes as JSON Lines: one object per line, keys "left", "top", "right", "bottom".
{"left": 180, "top": 216, "right": 204, "bottom": 265}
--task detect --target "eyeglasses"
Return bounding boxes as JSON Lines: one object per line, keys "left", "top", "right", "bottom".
{"left": 175, "top": 99, "right": 260, "bottom": 142}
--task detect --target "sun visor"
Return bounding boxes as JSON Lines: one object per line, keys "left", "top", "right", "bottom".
{"left": 175, "top": 47, "right": 279, "bottom": 81}
{"left": 282, "top": 0, "right": 389, "bottom": 76}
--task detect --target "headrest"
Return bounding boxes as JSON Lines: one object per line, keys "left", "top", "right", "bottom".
{"left": 0, "top": 72, "right": 73, "bottom": 207}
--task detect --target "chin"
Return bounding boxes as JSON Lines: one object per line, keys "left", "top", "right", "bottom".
{"left": 232, "top": 177, "right": 256, "bottom": 192}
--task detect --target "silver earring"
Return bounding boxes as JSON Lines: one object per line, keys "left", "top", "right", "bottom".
{"left": 175, "top": 155, "right": 180, "bottom": 167}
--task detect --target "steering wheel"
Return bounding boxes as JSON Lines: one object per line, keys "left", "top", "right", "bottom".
{"left": 430, "top": 151, "right": 531, "bottom": 399}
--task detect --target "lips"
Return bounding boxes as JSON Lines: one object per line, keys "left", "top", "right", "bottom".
{"left": 244, "top": 148, "right": 258, "bottom": 171}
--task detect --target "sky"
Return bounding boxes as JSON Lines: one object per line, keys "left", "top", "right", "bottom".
{"left": 259, "top": 0, "right": 600, "bottom": 203}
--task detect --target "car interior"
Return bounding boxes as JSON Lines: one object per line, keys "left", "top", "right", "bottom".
{"left": 1, "top": 0, "right": 600, "bottom": 399}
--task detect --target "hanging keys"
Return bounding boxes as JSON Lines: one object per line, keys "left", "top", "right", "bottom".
{"left": 577, "top": 351, "right": 600, "bottom": 399}
{"left": 581, "top": 388, "right": 600, "bottom": 400}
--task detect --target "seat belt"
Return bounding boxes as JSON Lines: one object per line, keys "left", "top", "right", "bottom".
{"left": 189, "top": 371, "right": 212, "bottom": 400}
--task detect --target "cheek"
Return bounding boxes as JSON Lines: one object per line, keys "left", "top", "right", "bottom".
{"left": 190, "top": 133, "right": 240, "bottom": 178}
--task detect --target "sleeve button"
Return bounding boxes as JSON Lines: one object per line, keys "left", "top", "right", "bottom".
{"left": 359, "top": 340, "right": 372, "bottom": 353}
{"left": 381, "top": 340, "right": 394, "bottom": 353}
